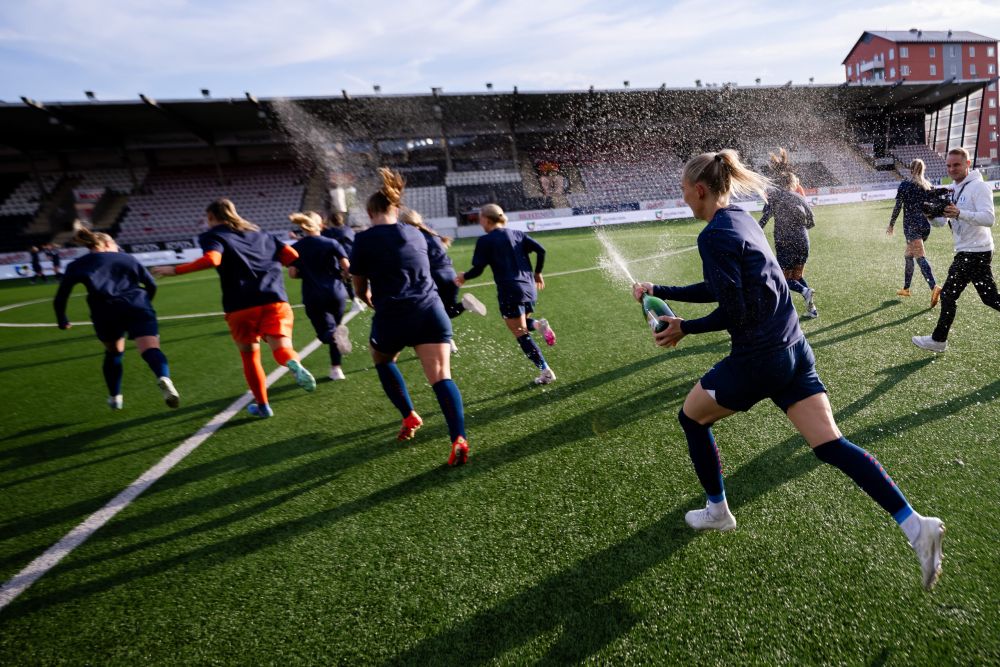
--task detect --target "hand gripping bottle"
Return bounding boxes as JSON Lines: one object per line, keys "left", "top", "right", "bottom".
{"left": 641, "top": 293, "right": 676, "bottom": 333}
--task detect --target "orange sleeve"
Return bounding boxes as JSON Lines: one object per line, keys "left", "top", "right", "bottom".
{"left": 174, "top": 251, "right": 222, "bottom": 275}
{"left": 277, "top": 244, "right": 299, "bottom": 267}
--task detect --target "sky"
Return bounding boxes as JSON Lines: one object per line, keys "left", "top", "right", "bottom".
{"left": 1, "top": 0, "right": 1000, "bottom": 103}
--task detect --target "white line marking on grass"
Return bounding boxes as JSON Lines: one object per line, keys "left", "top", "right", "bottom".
{"left": 0, "top": 307, "right": 361, "bottom": 612}
{"left": 0, "top": 305, "right": 306, "bottom": 328}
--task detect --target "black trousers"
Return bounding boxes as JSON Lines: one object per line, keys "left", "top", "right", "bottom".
{"left": 932, "top": 251, "right": 1000, "bottom": 341}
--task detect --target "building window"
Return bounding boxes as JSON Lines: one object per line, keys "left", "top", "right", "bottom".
{"left": 970, "top": 63, "right": 977, "bottom": 76}
{"left": 930, "top": 64, "right": 937, "bottom": 76}
{"left": 991, "top": 115, "right": 997, "bottom": 125}
{"left": 856, "top": 63, "right": 860, "bottom": 76}
{"left": 901, "top": 65, "right": 910, "bottom": 76}
{"left": 989, "top": 46, "right": 996, "bottom": 57}
{"left": 990, "top": 64, "right": 996, "bottom": 75}
{"left": 952, "top": 65, "right": 958, "bottom": 76}
{"left": 991, "top": 98, "right": 998, "bottom": 109}
{"left": 900, "top": 47, "right": 909, "bottom": 58}
{"left": 929, "top": 46, "right": 936, "bottom": 57}
{"left": 952, "top": 46, "right": 959, "bottom": 57}
{"left": 889, "top": 48, "right": 895, "bottom": 60}
{"left": 990, "top": 83, "right": 997, "bottom": 91}
{"left": 890, "top": 67, "right": 896, "bottom": 78}
{"left": 969, "top": 46, "right": 976, "bottom": 57}
{"left": 992, "top": 148, "right": 999, "bottom": 159}
{"left": 992, "top": 131, "right": 998, "bottom": 142}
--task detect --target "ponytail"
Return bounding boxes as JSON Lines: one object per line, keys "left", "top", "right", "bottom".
{"left": 479, "top": 203, "right": 508, "bottom": 226}
{"left": 399, "top": 208, "right": 453, "bottom": 247}
{"left": 206, "top": 198, "right": 259, "bottom": 232}
{"left": 72, "top": 220, "right": 114, "bottom": 250}
{"left": 289, "top": 210, "right": 324, "bottom": 235}
{"left": 683, "top": 149, "right": 772, "bottom": 202}
{"left": 768, "top": 147, "right": 791, "bottom": 175}
{"left": 366, "top": 168, "right": 406, "bottom": 217}
{"left": 908, "top": 159, "right": 931, "bottom": 190}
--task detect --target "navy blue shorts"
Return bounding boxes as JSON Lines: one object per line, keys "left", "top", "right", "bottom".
{"left": 369, "top": 301, "right": 452, "bottom": 355}
{"left": 700, "top": 337, "right": 827, "bottom": 413}
{"left": 775, "top": 244, "right": 809, "bottom": 270}
{"left": 903, "top": 224, "right": 931, "bottom": 243}
{"left": 304, "top": 296, "right": 347, "bottom": 344}
{"left": 92, "top": 306, "right": 159, "bottom": 342}
{"left": 498, "top": 298, "right": 535, "bottom": 319}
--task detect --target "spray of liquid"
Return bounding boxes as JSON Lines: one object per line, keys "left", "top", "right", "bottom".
{"left": 595, "top": 227, "right": 638, "bottom": 289}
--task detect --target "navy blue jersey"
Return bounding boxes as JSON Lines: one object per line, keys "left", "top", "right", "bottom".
{"left": 30, "top": 248, "right": 43, "bottom": 270}
{"left": 889, "top": 179, "right": 933, "bottom": 230}
{"left": 759, "top": 189, "right": 813, "bottom": 247}
{"left": 292, "top": 235, "right": 348, "bottom": 304}
{"left": 322, "top": 225, "right": 355, "bottom": 255}
{"left": 463, "top": 227, "right": 545, "bottom": 302}
{"left": 653, "top": 205, "right": 801, "bottom": 357}
{"left": 350, "top": 223, "right": 439, "bottom": 316}
{"left": 54, "top": 251, "right": 156, "bottom": 327}
{"left": 421, "top": 229, "right": 456, "bottom": 283}
{"left": 199, "top": 226, "right": 290, "bottom": 313}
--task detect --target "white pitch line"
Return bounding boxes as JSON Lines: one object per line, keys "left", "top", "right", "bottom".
{"left": 0, "top": 307, "right": 360, "bottom": 612}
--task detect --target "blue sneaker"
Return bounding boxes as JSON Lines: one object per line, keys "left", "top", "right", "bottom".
{"left": 247, "top": 403, "right": 274, "bottom": 418}
{"left": 287, "top": 359, "right": 316, "bottom": 392}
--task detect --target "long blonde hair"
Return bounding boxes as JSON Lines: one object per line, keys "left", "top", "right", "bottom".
{"left": 908, "top": 159, "right": 931, "bottom": 190}
{"left": 684, "top": 149, "right": 772, "bottom": 201}
{"left": 72, "top": 220, "right": 114, "bottom": 250}
{"left": 206, "top": 198, "right": 259, "bottom": 232}
{"left": 478, "top": 203, "right": 508, "bottom": 225}
{"left": 399, "top": 208, "right": 452, "bottom": 247}
{"left": 366, "top": 168, "right": 405, "bottom": 217}
{"left": 768, "top": 147, "right": 792, "bottom": 175}
{"left": 289, "top": 210, "right": 324, "bottom": 235}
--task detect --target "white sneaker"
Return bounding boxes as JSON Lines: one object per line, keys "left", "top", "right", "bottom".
{"left": 912, "top": 516, "right": 945, "bottom": 590}
{"left": 329, "top": 366, "right": 346, "bottom": 381}
{"left": 158, "top": 376, "right": 179, "bottom": 409}
{"left": 108, "top": 394, "right": 123, "bottom": 411}
{"left": 534, "top": 367, "right": 556, "bottom": 385}
{"left": 333, "top": 325, "right": 353, "bottom": 354}
{"left": 684, "top": 504, "right": 737, "bottom": 532}
{"left": 352, "top": 297, "right": 367, "bottom": 312}
{"left": 912, "top": 335, "right": 947, "bottom": 353}
{"left": 461, "top": 293, "right": 487, "bottom": 316}
{"left": 450, "top": 339, "right": 459, "bottom": 354}
{"left": 803, "top": 287, "right": 816, "bottom": 312}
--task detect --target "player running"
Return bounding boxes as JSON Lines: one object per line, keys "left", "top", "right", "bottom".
{"left": 759, "top": 171, "right": 817, "bottom": 318}
{"left": 399, "top": 208, "right": 487, "bottom": 352}
{"left": 350, "top": 168, "right": 470, "bottom": 466}
{"left": 454, "top": 204, "right": 557, "bottom": 384}
{"left": 288, "top": 211, "right": 353, "bottom": 381}
{"left": 886, "top": 159, "right": 940, "bottom": 305}
{"left": 322, "top": 212, "right": 363, "bottom": 308}
{"left": 54, "top": 222, "right": 179, "bottom": 411}
{"left": 633, "top": 149, "right": 944, "bottom": 590}
{"left": 152, "top": 198, "right": 316, "bottom": 418}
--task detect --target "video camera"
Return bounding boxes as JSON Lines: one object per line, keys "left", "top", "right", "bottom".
{"left": 921, "top": 187, "right": 952, "bottom": 218}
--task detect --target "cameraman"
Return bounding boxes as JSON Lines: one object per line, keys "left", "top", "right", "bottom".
{"left": 912, "top": 147, "right": 999, "bottom": 352}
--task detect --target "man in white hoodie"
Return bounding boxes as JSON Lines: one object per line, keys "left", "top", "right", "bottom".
{"left": 913, "top": 147, "right": 999, "bottom": 352}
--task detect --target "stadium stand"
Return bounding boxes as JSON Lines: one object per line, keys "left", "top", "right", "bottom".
{"left": 891, "top": 144, "right": 949, "bottom": 182}
{"left": 403, "top": 186, "right": 448, "bottom": 219}
{"left": 0, "top": 173, "right": 62, "bottom": 217}
{"left": 117, "top": 164, "right": 305, "bottom": 244}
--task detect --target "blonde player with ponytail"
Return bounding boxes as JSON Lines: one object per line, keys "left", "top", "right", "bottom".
{"left": 633, "top": 150, "right": 944, "bottom": 590}
{"left": 887, "top": 158, "right": 940, "bottom": 304}
{"left": 54, "top": 222, "right": 179, "bottom": 410}
{"left": 350, "top": 169, "right": 470, "bottom": 466}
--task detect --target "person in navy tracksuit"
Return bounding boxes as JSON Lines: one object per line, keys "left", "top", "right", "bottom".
{"left": 633, "top": 149, "right": 944, "bottom": 591}
{"left": 53, "top": 223, "right": 178, "bottom": 411}
{"left": 350, "top": 168, "right": 470, "bottom": 466}
{"left": 886, "top": 158, "right": 940, "bottom": 305}
{"left": 759, "top": 171, "right": 818, "bottom": 318}
{"left": 289, "top": 210, "right": 353, "bottom": 380}
{"left": 322, "top": 211, "right": 360, "bottom": 304}
{"left": 455, "top": 203, "right": 557, "bottom": 385}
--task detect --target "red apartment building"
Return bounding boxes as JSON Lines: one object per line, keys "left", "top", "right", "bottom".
{"left": 843, "top": 30, "right": 999, "bottom": 165}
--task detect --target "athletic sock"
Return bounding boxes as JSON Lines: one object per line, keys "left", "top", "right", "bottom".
{"left": 899, "top": 510, "right": 924, "bottom": 545}
{"left": 239, "top": 349, "right": 268, "bottom": 405}
{"left": 272, "top": 346, "right": 298, "bottom": 367}
{"left": 103, "top": 350, "right": 125, "bottom": 396}
{"left": 678, "top": 409, "right": 726, "bottom": 506}
{"left": 916, "top": 257, "right": 936, "bottom": 289}
{"left": 140, "top": 348, "right": 170, "bottom": 379}
{"left": 813, "top": 437, "right": 910, "bottom": 518}
{"left": 432, "top": 379, "right": 466, "bottom": 441}
{"left": 787, "top": 279, "right": 806, "bottom": 294}
{"left": 526, "top": 317, "right": 537, "bottom": 332}
{"left": 375, "top": 362, "right": 414, "bottom": 418}
{"left": 798, "top": 277, "right": 810, "bottom": 289}
{"left": 903, "top": 257, "right": 914, "bottom": 289}
{"left": 328, "top": 342, "right": 342, "bottom": 366}
{"left": 516, "top": 333, "right": 547, "bottom": 370}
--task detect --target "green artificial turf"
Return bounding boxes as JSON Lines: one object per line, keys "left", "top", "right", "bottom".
{"left": 1, "top": 199, "right": 998, "bottom": 664}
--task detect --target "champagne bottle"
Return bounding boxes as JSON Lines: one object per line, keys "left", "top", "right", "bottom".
{"left": 641, "top": 293, "right": 676, "bottom": 333}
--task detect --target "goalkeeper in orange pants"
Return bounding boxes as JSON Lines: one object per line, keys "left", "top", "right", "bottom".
{"left": 153, "top": 198, "right": 316, "bottom": 417}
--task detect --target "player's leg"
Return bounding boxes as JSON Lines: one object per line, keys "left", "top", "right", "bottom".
{"left": 969, "top": 253, "right": 1000, "bottom": 314}
{"left": 504, "top": 307, "right": 553, "bottom": 383}
{"left": 679, "top": 380, "right": 738, "bottom": 530}
{"left": 261, "top": 302, "right": 315, "bottom": 392}
{"left": 305, "top": 299, "right": 344, "bottom": 380}
{"left": 916, "top": 254, "right": 974, "bottom": 350}
{"left": 415, "top": 335, "right": 468, "bottom": 466}
{"left": 909, "top": 239, "right": 938, "bottom": 305}
{"left": 100, "top": 337, "right": 126, "bottom": 410}
{"left": 134, "top": 334, "right": 178, "bottom": 408}
{"left": 370, "top": 342, "right": 421, "bottom": 440}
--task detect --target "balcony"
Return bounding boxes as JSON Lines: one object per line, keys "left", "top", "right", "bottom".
{"left": 859, "top": 57, "right": 885, "bottom": 74}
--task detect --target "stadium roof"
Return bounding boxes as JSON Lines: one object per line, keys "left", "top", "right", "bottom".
{"left": 843, "top": 30, "right": 998, "bottom": 63}
{"left": 0, "top": 81, "right": 994, "bottom": 156}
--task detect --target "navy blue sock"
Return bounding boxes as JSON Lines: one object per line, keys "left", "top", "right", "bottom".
{"left": 903, "top": 257, "right": 914, "bottom": 289}
{"left": 525, "top": 317, "right": 537, "bottom": 333}
{"left": 140, "top": 348, "right": 170, "bottom": 378}
{"left": 813, "top": 437, "right": 911, "bottom": 521}
{"left": 516, "top": 334, "right": 547, "bottom": 370}
{"left": 375, "top": 362, "right": 414, "bottom": 417}
{"left": 432, "top": 379, "right": 466, "bottom": 441}
{"left": 678, "top": 409, "right": 725, "bottom": 503}
{"left": 103, "top": 350, "right": 125, "bottom": 396}
{"left": 916, "top": 257, "right": 936, "bottom": 289}
{"left": 787, "top": 279, "right": 806, "bottom": 294}
{"left": 328, "top": 342, "right": 342, "bottom": 366}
